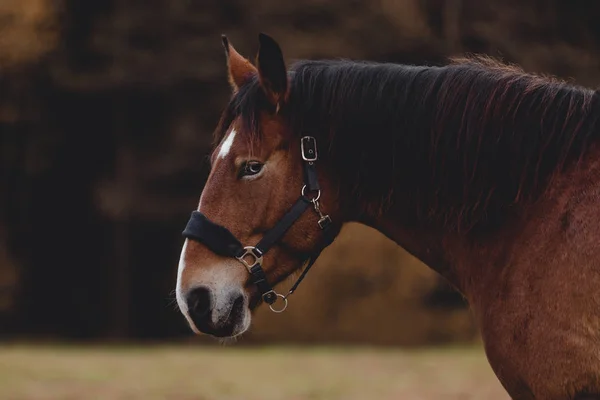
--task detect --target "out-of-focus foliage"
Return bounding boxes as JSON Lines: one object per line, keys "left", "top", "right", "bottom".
{"left": 0, "top": 0, "right": 56, "bottom": 69}
{"left": 0, "top": 0, "right": 598, "bottom": 344}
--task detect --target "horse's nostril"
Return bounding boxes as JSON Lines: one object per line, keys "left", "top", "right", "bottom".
{"left": 186, "top": 286, "right": 212, "bottom": 320}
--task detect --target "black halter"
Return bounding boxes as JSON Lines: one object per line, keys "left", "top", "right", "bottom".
{"left": 182, "top": 136, "right": 336, "bottom": 312}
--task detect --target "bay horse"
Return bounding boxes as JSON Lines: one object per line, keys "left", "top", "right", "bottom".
{"left": 176, "top": 33, "right": 600, "bottom": 399}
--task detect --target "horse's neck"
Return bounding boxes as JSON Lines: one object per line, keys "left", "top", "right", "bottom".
{"left": 355, "top": 213, "right": 469, "bottom": 291}
{"left": 353, "top": 139, "right": 600, "bottom": 300}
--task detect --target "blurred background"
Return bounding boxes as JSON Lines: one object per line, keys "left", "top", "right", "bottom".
{"left": 0, "top": 0, "right": 599, "bottom": 398}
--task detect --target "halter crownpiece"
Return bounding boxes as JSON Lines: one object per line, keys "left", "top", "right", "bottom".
{"left": 182, "top": 136, "right": 336, "bottom": 313}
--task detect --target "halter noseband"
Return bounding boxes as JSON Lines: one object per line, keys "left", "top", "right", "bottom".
{"left": 182, "top": 136, "right": 336, "bottom": 313}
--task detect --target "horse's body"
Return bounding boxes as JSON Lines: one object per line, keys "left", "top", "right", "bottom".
{"left": 373, "top": 154, "right": 600, "bottom": 399}
{"left": 175, "top": 33, "right": 600, "bottom": 399}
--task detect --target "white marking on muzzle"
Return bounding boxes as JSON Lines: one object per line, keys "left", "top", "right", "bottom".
{"left": 176, "top": 193, "right": 204, "bottom": 321}
{"left": 176, "top": 239, "right": 189, "bottom": 313}
{"left": 176, "top": 239, "right": 200, "bottom": 333}
{"left": 176, "top": 238, "right": 251, "bottom": 337}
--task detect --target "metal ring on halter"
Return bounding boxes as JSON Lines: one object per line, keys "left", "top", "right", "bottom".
{"left": 268, "top": 293, "right": 289, "bottom": 313}
{"left": 301, "top": 185, "right": 321, "bottom": 202}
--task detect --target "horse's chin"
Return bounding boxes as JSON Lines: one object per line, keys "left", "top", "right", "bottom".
{"left": 189, "top": 323, "right": 250, "bottom": 340}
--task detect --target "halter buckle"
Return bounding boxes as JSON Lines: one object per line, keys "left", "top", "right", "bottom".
{"left": 262, "top": 290, "right": 277, "bottom": 304}
{"left": 236, "top": 246, "right": 264, "bottom": 271}
{"left": 301, "top": 136, "right": 318, "bottom": 162}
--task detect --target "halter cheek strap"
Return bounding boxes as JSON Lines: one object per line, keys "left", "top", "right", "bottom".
{"left": 182, "top": 136, "right": 336, "bottom": 313}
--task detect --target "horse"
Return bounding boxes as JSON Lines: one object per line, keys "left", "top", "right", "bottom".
{"left": 175, "top": 32, "right": 600, "bottom": 399}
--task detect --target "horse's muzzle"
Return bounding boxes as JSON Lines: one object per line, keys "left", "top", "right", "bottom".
{"left": 185, "top": 286, "right": 246, "bottom": 337}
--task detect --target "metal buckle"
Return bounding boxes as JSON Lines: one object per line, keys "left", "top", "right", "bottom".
{"left": 301, "top": 136, "right": 318, "bottom": 162}
{"left": 236, "top": 246, "right": 263, "bottom": 271}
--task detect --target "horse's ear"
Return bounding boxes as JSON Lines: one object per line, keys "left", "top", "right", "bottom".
{"left": 256, "top": 33, "right": 289, "bottom": 111}
{"left": 221, "top": 35, "right": 257, "bottom": 91}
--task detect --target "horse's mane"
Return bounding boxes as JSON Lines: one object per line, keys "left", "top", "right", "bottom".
{"left": 215, "top": 55, "right": 600, "bottom": 233}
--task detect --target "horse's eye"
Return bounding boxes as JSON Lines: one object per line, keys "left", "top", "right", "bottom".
{"left": 241, "top": 161, "right": 263, "bottom": 177}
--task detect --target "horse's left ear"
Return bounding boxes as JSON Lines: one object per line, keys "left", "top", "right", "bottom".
{"left": 256, "top": 33, "right": 289, "bottom": 111}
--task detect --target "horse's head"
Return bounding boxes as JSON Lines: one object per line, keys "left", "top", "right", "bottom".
{"left": 176, "top": 33, "right": 342, "bottom": 338}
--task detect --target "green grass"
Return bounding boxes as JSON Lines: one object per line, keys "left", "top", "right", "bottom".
{"left": 0, "top": 343, "right": 508, "bottom": 400}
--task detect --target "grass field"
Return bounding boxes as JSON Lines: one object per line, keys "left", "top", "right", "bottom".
{"left": 0, "top": 343, "right": 509, "bottom": 400}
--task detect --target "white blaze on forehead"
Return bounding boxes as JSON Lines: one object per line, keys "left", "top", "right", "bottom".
{"left": 218, "top": 128, "right": 236, "bottom": 159}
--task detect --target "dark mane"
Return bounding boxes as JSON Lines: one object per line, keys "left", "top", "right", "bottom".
{"left": 215, "top": 55, "right": 600, "bottom": 233}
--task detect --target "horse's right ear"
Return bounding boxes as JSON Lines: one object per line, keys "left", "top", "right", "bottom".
{"left": 256, "top": 33, "right": 288, "bottom": 111}
{"left": 221, "top": 35, "right": 257, "bottom": 92}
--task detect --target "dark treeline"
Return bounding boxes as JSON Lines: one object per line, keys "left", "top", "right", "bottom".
{"left": 1, "top": 0, "right": 599, "bottom": 345}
